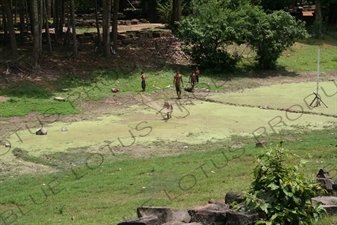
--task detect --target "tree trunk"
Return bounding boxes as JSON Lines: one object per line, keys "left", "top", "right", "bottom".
{"left": 315, "top": 0, "right": 322, "bottom": 38}
{"left": 95, "top": 0, "right": 101, "bottom": 44}
{"left": 171, "top": 0, "right": 177, "bottom": 25}
{"left": 102, "top": 0, "right": 111, "bottom": 57}
{"left": 24, "top": 0, "right": 29, "bottom": 33}
{"left": 70, "top": 0, "right": 77, "bottom": 58}
{"left": 14, "top": 0, "right": 17, "bottom": 25}
{"left": 4, "top": 0, "right": 18, "bottom": 56}
{"left": 39, "top": 0, "right": 43, "bottom": 53}
{"left": 44, "top": 0, "right": 52, "bottom": 54}
{"left": 19, "top": 0, "right": 25, "bottom": 45}
{"left": 171, "top": 0, "right": 181, "bottom": 28}
{"left": 28, "top": 0, "right": 34, "bottom": 36}
{"left": 177, "top": 0, "right": 182, "bottom": 21}
{"left": 46, "top": 0, "right": 51, "bottom": 18}
{"left": 31, "top": 0, "right": 41, "bottom": 69}
{"left": 59, "top": 0, "right": 65, "bottom": 39}
{"left": 53, "top": 0, "right": 60, "bottom": 42}
{"left": 2, "top": 0, "right": 9, "bottom": 45}
{"left": 112, "top": 0, "right": 119, "bottom": 52}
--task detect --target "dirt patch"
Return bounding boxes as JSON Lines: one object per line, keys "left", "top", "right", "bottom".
{"left": 0, "top": 96, "right": 9, "bottom": 102}
{"left": 117, "top": 23, "right": 166, "bottom": 33}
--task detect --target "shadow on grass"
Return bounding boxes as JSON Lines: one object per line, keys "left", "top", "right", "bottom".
{"left": 234, "top": 66, "right": 300, "bottom": 78}
{"left": 166, "top": 63, "right": 300, "bottom": 80}
{"left": 0, "top": 80, "right": 54, "bottom": 99}
{"left": 297, "top": 31, "right": 337, "bottom": 46}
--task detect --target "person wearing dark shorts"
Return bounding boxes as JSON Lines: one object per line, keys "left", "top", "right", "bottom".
{"left": 189, "top": 71, "right": 196, "bottom": 91}
{"left": 141, "top": 71, "right": 146, "bottom": 91}
{"left": 173, "top": 70, "right": 183, "bottom": 99}
{"left": 195, "top": 66, "right": 200, "bottom": 83}
{"left": 175, "top": 84, "right": 181, "bottom": 94}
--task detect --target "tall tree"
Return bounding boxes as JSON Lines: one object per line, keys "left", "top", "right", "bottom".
{"left": 44, "top": 0, "right": 52, "bottom": 54}
{"left": 171, "top": 0, "right": 182, "bottom": 28}
{"left": 59, "top": 0, "right": 65, "bottom": 40}
{"left": 39, "top": 0, "right": 43, "bottom": 54}
{"left": 94, "top": 0, "right": 101, "bottom": 44}
{"left": 102, "top": 0, "right": 111, "bottom": 57}
{"left": 112, "top": 0, "right": 119, "bottom": 52}
{"left": 315, "top": 0, "right": 323, "bottom": 38}
{"left": 70, "top": 0, "right": 78, "bottom": 58}
{"left": 46, "top": 0, "right": 51, "bottom": 17}
{"left": 313, "top": 0, "right": 337, "bottom": 37}
{"left": 4, "top": 0, "right": 18, "bottom": 56}
{"left": 53, "top": 0, "right": 60, "bottom": 42}
{"left": 19, "top": 0, "right": 25, "bottom": 45}
{"left": 31, "top": 0, "right": 41, "bottom": 69}
{"left": 1, "top": 1, "right": 8, "bottom": 46}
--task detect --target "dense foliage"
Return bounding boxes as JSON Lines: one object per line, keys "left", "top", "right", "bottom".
{"left": 241, "top": 147, "right": 325, "bottom": 225}
{"left": 249, "top": 10, "right": 309, "bottom": 69}
{"left": 175, "top": 0, "right": 309, "bottom": 70}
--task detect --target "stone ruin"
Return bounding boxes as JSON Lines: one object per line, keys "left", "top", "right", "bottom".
{"left": 118, "top": 193, "right": 262, "bottom": 225}
{"left": 316, "top": 168, "right": 337, "bottom": 194}
{"left": 118, "top": 168, "right": 337, "bottom": 225}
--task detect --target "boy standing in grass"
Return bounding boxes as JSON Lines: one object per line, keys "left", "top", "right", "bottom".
{"left": 195, "top": 66, "right": 200, "bottom": 83}
{"left": 141, "top": 71, "right": 147, "bottom": 92}
{"left": 173, "top": 70, "right": 183, "bottom": 99}
{"left": 189, "top": 71, "right": 197, "bottom": 91}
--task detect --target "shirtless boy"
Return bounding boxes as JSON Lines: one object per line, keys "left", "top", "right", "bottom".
{"left": 173, "top": 70, "right": 184, "bottom": 99}
{"left": 156, "top": 101, "right": 173, "bottom": 119}
{"left": 189, "top": 71, "right": 197, "bottom": 91}
{"left": 140, "top": 71, "right": 147, "bottom": 92}
{"left": 195, "top": 66, "right": 200, "bottom": 83}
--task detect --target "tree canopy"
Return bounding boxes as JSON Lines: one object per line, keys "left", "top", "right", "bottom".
{"left": 175, "top": 0, "right": 309, "bottom": 70}
{"left": 0, "top": 0, "right": 334, "bottom": 71}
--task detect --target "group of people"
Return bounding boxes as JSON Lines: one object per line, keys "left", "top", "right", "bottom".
{"left": 173, "top": 66, "right": 200, "bottom": 99}
{"left": 140, "top": 66, "right": 200, "bottom": 120}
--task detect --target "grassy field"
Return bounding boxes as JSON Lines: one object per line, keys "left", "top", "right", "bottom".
{"left": 0, "top": 33, "right": 336, "bottom": 118}
{"left": 0, "top": 33, "right": 336, "bottom": 225}
{"left": 0, "top": 128, "right": 337, "bottom": 224}
{"left": 278, "top": 35, "right": 337, "bottom": 72}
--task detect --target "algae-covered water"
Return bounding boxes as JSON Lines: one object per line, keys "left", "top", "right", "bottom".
{"left": 4, "top": 82, "right": 336, "bottom": 160}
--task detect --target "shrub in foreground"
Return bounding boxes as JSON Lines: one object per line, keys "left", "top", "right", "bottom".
{"left": 239, "top": 146, "right": 325, "bottom": 225}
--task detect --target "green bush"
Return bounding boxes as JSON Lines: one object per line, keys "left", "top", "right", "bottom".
{"left": 249, "top": 11, "right": 309, "bottom": 69}
{"left": 240, "top": 146, "right": 325, "bottom": 225}
{"left": 176, "top": 0, "right": 252, "bottom": 71}
{"left": 176, "top": 0, "right": 308, "bottom": 70}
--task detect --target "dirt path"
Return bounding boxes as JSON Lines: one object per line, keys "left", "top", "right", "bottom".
{"left": 117, "top": 23, "right": 166, "bottom": 33}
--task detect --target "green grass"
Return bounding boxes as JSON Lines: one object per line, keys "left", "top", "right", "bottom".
{"left": 0, "top": 127, "right": 336, "bottom": 224}
{"left": 0, "top": 67, "right": 234, "bottom": 117}
{"left": 0, "top": 80, "right": 80, "bottom": 117}
{"left": 278, "top": 35, "right": 337, "bottom": 72}
{"left": 0, "top": 32, "right": 336, "bottom": 118}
